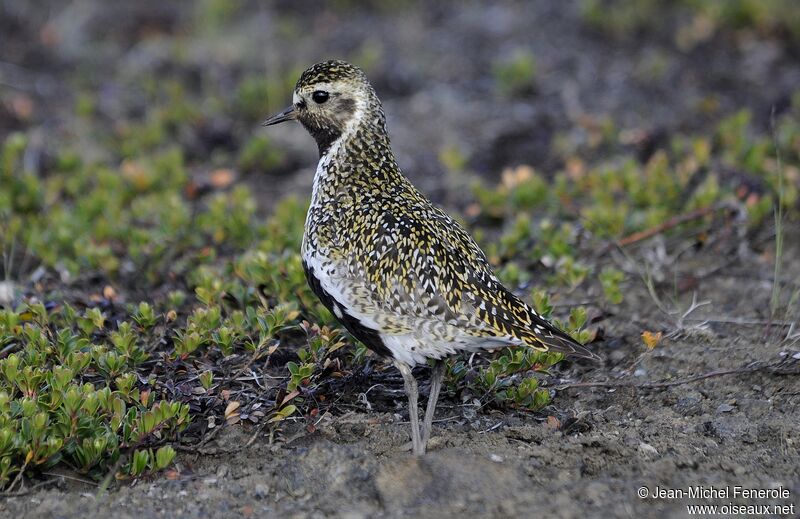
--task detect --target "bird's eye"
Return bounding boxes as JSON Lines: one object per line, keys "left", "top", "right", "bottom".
{"left": 312, "top": 90, "right": 330, "bottom": 104}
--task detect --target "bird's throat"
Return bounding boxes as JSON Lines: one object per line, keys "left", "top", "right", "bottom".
{"left": 303, "top": 122, "right": 342, "bottom": 156}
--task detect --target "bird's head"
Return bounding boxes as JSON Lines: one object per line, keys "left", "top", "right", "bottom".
{"left": 263, "top": 60, "right": 384, "bottom": 154}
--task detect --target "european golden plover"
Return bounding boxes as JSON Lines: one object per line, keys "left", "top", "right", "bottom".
{"left": 264, "top": 60, "right": 597, "bottom": 455}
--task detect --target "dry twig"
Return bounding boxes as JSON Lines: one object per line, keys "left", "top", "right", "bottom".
{"left": 555, "top": 355, "right": 797, "bottom": 391}
{"left": 616, "top": 202, "right": 735, "bottom": 247}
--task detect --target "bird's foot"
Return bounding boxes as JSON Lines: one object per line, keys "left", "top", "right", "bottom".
{"left": 400, "top": 434, "right": 438, "bottom": 454}
{"left": 399, "top": 440, "right": 427, "bottom": 455}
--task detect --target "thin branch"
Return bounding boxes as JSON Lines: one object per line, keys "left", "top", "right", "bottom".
{"left": 555, "top": 357, "right": 795, "bottom": 391}
{"left": 682, "top": 316, "right": 797, "bottom": 327}
{"left": 174, "top": 444, "right": 242, "bottom": 456}
{"left": 244, "top": 417, "right": 274, "bottom": 449}
{"left": 95, "top": 452, "right": 128, "bottom": 498}
{"left": 769, "top": 104, "right": 786, "bottom": 321}
{"left": 0, "top": 478, "right": 59, "bottom": 497}
{"left": 5, "top": 458, "right": 29, "bottom": 493}
{"left": 41, "top": 471, "right": 98, "bottom": 486}
{"left": 616, "top": 202, "right": 734, "bottom": 247}
{"left": 674, "top": 292, "right": 711, "bottom": 330}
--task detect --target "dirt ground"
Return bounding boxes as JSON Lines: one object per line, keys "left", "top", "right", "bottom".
{"left": 1, "top": 1, "right": 799, "bottom": 517}
{"left": 4, "top": 247, "right": 799, "bottom": 518}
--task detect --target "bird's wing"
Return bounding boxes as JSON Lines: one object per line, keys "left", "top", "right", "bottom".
{"left": 341, "top": 200, "right": 598, "bottom": 360}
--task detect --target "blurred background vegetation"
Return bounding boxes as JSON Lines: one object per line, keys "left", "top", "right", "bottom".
{"left": 0, "top": 0, "right": 798, "bottom": 489}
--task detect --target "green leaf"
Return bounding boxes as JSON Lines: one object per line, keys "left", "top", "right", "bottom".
{"left": 268, "top": 404, "right": 297, "bottom": 423}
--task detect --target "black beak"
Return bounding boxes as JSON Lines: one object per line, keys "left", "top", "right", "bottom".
{"left": 262, "top": 105, "right": 297, "bottom": 126}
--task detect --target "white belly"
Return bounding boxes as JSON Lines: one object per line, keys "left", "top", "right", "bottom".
{"left": 302, "top": 251, "right": 515, "bottom": 367}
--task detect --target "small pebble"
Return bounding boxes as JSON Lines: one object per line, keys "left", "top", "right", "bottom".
{"left": 254, "top": 483, "right": 270, "bottom": 499}
{"left": 0, "top": 281, "right": 15, "bottom": 305}
{"left": 638, "top": 442, "right": 659, "bottom": 457}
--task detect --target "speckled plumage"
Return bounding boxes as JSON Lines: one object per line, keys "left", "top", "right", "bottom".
{"left": 264, "top": 60, "right": 597, "bottom": 454}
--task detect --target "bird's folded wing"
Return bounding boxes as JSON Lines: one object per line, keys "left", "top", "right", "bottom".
{"left": 337, "top": 206, "right": 597, "bottom": 359}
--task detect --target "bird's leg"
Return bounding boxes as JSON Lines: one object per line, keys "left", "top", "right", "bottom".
{"left": 394, "top": 361, "right": 423, "bottom": 455}
{"left": 421, "top": 360, "right": 445, "bottom": 447}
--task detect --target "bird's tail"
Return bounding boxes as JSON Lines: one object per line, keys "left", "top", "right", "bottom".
{"left": 517, "top": 308, "right": 601, "bottom": 361}
{"left": 532, "top": 325, "right": 600, "bottom": 361}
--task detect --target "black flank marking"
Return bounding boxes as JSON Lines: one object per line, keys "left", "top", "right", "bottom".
{"left": 303, "top": 261, "right": 393, "bottom": 358}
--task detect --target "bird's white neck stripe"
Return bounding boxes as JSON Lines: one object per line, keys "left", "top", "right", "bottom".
{"left": 327, "top": 99, "right": 366, "bottom": 158}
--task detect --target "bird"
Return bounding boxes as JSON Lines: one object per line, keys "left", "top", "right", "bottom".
{"left": 263, "top": 60, "right": 598, "bottom": 455}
